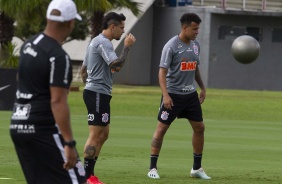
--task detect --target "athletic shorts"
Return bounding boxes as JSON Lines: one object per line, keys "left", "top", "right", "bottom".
{"left": 157, "top": 91, "right": 203, "bottom": 124}
{"left": 10, "top": 125, "right": 86, "bottom": 184}
{"left": 83, "top": 89, "right": 112, "bottom": 126}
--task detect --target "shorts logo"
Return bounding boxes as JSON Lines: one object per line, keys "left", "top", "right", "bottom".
{"left": 161, "top": 111, "right": 169, "bottom": 120}
{"left": 102, "top": 113, "right": 109, "bottom": 123}
{"left": 76, "top": 161, "right": 86, "bottom": 176}
{"left": 88, "top": 114, "right": 94, "bottom": 121}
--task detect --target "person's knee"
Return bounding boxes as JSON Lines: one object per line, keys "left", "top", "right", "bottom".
{"left": 155, "top": 122, "right": 169, "bottom": 137}
{"left": 100, "top": 132, "right": 109, "bottom": 142}
{"left": 191, "top": 122, "right": 205, "bottom": 134}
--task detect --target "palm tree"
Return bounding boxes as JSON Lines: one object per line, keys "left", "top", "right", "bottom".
{"left": 0, "top": 0, "right": 142, "bottom": 47}
{"left": 75, "top": 0, "right": 142, "bottom": 39}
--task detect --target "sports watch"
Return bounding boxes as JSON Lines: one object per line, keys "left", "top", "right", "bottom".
{"left": 64, "top": 140, "right": 76, "bottom": 148}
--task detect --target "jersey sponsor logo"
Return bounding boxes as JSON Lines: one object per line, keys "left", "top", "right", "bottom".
{"left": 0, "top": 84, "right": 10, "bottom": 92}
{"left": 16, "top": 90, "right": 33, "bottom": 99}
{"left": 187, "top": 48, "right": 193, "bottom": 52}
{"left": 88, "top": 114, "right": 95, "bottom": 121}
{"left": 102, "top": 113, "right": 109, "bottom": 123}
{"left": 161, "top": 111, "right": 169, "bottom": 120}
{"left": 181, "top": 85, "right": 195, "bottom": 92}
{"left": 180, "top": 61, "right": 197, "bottom": 71}
{"left": 178, "top": 50, "right": 185, "bottom": 54}
{"left": 11, "top": 104, "right": 31, "bottom": 120}
{"left": 164, "top": 48, "right": 171, "bottom": 66}
{"left": 63, "top": 55, "right": 70, "bottom": 84}
{"left": 10, "top": 124, "right": 35, "bottom": 134}
{"left": 99, "top": 44, "right": 110, "bottom": 62}
{"left": 23, "top": 43, "right": 37, "bottom": 57}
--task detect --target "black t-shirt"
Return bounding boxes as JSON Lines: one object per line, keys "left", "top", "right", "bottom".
{"left": 11, "top": 33, "right": 72, "bottom": 125}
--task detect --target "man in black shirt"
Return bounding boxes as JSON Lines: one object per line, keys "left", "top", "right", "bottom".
{"left": 10, "top": 0, "right": 86, "bottom": 183}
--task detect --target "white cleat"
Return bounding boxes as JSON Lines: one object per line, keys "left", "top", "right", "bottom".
{"left": 190, "top": 167, "right": 212, "bottom": 180}
{"left": 147, "top": 168, "right": 160, "bottom": 179}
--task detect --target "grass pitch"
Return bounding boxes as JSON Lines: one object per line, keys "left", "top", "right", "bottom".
{"left": 0, "top": 85, "right": 282, "bottom": 184}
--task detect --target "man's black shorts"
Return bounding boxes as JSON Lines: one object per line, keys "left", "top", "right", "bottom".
{"left": 83, "top": 89, "right": 112, "bottom": 126}
{"left": 157, "top": 91, "right": 203, "bottom": 124}
{"left": 10, "top": 125, "right": 86, "bottom": 184}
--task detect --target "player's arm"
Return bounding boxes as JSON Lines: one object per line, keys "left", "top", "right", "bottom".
{"left": 109, "top": 33, "right": 136, "bottom": 72}
{"left": 159, "top": 67, "right": 173, "bottom": 109}
{"left": 50, "top": 87, "right": 77, "bottom": 170}
{"left": 195, "top": 66, "right": 206, "bottom": 104}
{"left": 80, "top": 65, "right": 87, "bottom": 84}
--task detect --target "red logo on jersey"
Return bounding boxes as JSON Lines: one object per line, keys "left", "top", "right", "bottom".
{"left": 180, "top": 61, "right": 197, "bottom": 71}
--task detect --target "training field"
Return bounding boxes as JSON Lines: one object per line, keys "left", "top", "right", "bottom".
{"left": 0, "top": 85, "right": 282, "bottom": 184}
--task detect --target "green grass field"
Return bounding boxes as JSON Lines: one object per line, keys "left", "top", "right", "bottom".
{"left": 0, "top": 85, "right": 282, "bottom": 184}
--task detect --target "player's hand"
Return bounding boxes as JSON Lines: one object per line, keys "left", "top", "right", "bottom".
{"left": 124, "top": 33, "right": 136, "bottom": 47}
{"left": 199, "top": 89, "right": 206, "bottom": 104}
{"left": 63, "top": 146, "right": 78, "bottom": 170}
{"left": 163, "top": 95, "right": 174, "bottom": 110}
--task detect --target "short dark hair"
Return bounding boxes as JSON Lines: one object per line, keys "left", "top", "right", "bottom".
{"left": 102, "top": 12, "right": 126, "bottom": 29}
{"left": 180, "top": 13, "right": 201, "bottom": 26}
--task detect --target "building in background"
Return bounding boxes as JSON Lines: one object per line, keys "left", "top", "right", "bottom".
{"left": 12, "top": 0, "right": 282, "bottom": 91}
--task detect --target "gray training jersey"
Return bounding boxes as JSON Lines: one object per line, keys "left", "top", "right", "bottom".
{"left": 159, "top": 35, "right": 201, "bottom": 94}
{"left": 83, "top": 33, "right": 118, "bottom": 95}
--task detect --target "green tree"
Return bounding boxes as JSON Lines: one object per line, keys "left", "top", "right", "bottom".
{"left": 75, "top": 0, "right": 142, "bottom": 38}
{"left": 0, "top": 11, "right": 15, "bottom": 63}
{"left": 0, "top": 0, "right": 142, "bottom": 62}
{"left": 0, "top": 0, "right": 89, "bottom": 42}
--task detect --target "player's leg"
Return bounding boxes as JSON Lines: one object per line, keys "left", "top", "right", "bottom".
{"left": 148, "top": 94, "right": 179, "bottom": 179}
{"left": 186, "top": 92, "right": 211, "bottom": 179}
{"left": 150, "top": 121, "right": 170, "bottom": 166}
{"left": 189, "top": 120, "right": 205, "bottom": 168}
{"left": 148, "top": 121, "right": 169, "bottom": 179}
{"left": 83, "top": 90, "right": 110, "bottom": 183}
{"left": 10, "top": 134, "right": 37, "bottom": 184}
{"left": 84, "top": 125, "right": 108, "bottom": 180}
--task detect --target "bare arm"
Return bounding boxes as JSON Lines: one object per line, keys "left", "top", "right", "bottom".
{"left": 195, "top": 66, "right": 206, "bottom": 104}
{"left": 80, "top": 65, "right": 87, "bottom": 84}
{"left": 109, "top": 46, "right": 130, "bottom": 72}
{"left": 109, "top": 33, "right": 136, "bottom": 72}
{"left": 159, "top": 67, "right": 174, "bottom": 109}
{"left": 50, "top": 87, "right": 77, "bottom": 170}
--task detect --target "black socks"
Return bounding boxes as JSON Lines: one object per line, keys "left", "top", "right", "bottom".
{"left": 193, "top": 153, "right": 202, "bottom": 170}
{"left": 84, "top": 157, "right": 98, "bottom": 179}
{"left": 150, "top": 154, "right": 159, "bottom": 169}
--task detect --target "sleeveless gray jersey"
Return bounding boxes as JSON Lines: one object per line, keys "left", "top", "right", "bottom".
{"left": 83, "top": 34, "right": 118, "bottom": 95}
{"left": 159, "top": 35, "right": 201, "bottom": 94}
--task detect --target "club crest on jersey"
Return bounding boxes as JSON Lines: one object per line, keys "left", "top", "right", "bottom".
{"left": 193, "top": 44, "right": 199, "bottom": 55}
{"left": 161, "top": 111, "right": 169, "bottom": 120}
{"left": 102, "top": 113, "right": 109, "bottom": 123}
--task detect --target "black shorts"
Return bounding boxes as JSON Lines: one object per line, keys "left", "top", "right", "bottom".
{"left": 10, "top": 125, "right": 86, "bottom": 184}
{"left": 157, "top": 91, "right": 203, "bottom": 124}
{"left": 83, "top": 89, "right": 112, "bottom": 126}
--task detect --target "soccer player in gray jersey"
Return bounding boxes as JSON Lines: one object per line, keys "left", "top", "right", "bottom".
{"left": 147, "top": 13, "right": 211, "bottom": 180}
{"left": 80, "top": 12, "right": 136, "bottom": 184}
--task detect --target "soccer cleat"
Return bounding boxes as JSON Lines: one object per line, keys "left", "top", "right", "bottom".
{"left": 147, "top": 168, "right": 160, "bottom": 179}
{"left": 190, "top": 167, "right": 211, "bottom": 180}
{"left": 87, "top": 175, "right": 104, "bottom": 184}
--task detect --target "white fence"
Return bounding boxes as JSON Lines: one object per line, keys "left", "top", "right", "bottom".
{"left": 191, "top": 0, "right": 282, "bottom": 11}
